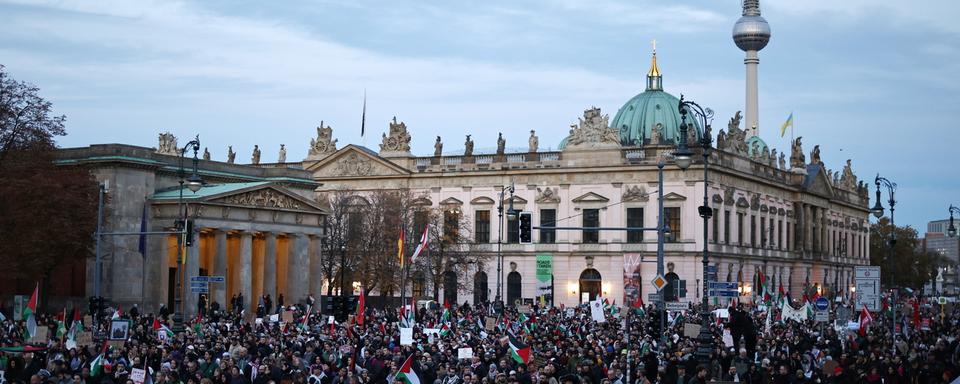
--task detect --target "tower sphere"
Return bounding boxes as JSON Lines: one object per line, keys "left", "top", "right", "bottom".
{"left": 733, "top": 15, "right": 771, "bottom": 52}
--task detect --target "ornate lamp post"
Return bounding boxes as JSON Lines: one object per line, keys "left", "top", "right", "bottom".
{"left": 496, "top": 183, "right": 516, "bottom": 311}
{"left": 173, "top": 136, "right": 203, "bottom": 333}
{"left": 870, "top": 174, "right": 896, "bottom": 355}
{"left": 948, "top": 205, "right": 959, "bottom": 238}
{"left": 679, "top": 95, "right": 715, "bottom": 367}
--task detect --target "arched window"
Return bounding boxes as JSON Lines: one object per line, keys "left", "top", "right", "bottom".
{"left": 474, "top": 272, "right": 488, "bottom": 304}
{"left": 579, "top": 268, "right": 602, "bottom": 303}
{"left": 507, "top": 272, "right": 522, "bottom": 306}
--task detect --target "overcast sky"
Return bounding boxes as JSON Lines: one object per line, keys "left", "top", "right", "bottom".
{"left": 2, "top": 0, "right": 958, "bottom": 231}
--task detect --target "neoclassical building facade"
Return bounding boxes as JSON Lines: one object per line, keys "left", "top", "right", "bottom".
{"left": 297, "top": 53, "right": 872, "bottom": 308}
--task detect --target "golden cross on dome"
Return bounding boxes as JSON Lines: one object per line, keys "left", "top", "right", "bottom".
{"left": 651, "top": 39, "right": 657, "bottom": 54}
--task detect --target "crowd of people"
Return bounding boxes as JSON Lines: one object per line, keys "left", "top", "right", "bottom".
{"left": 2, "top": 294, "right": 960, "bottom": 384}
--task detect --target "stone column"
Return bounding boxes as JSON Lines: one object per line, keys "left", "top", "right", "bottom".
{"left": 309, "top": 236, "right": 323, "bottom": 299}
{"left": 184, "top": 237, "right": 201, "bottom": 318}
{"left": 263, "top": 232, "right": 277, "bottom": 299}
{"left": 213, "top": 230, "right": 228, "bottom": 308}
{"left": 821, "top": 211, "right": 829, "bottom": 255}
{"left": 287, "top": 234, "right": 310, "bottom": 304}
{"left": 805, "top": 205, "right": 813, "bottom": 253}
{"left": 239, "top": 232, "right": 253, "bottom": 313}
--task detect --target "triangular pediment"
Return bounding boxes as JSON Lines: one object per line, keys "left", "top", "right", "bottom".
{"left": 572, "top": 192, "right": 610, "bottom": 203}
{"left": 663, "top": 192, "right": 687, "bottom": 201}
{"left": 411, "top": 197, "right": 433, "bottom": 206}
{"left": 471, "top": 196, "right": 496, "bottom": 205}
{"left": 154, "top": 182, "right": 325, "bottom": 213}
{"left": 505, "top": 195, "right": 528, "bottom": 205}
{"left": 305, "top": 144, "right": 411, "bottom": 178}
{"left": 802, "top": 164, "right": 834, "bottom": 198}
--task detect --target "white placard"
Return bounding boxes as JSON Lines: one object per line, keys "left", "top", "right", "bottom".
{"left": 255, "top": 318, "right": 263, "bottom": 325}
{"left": 328, "top": 316, "right": 335, "bottom": 324}
{"left": 157, "top": 330, "right": 169, "bottom": 343}
{"left": 666, "top": 302, "right": 688, "bottom": 312}
{"left": 457, "top": 348, "right": 473, "bottom": 359}
{"left": 400, "top": 327, "right": 413, "bottom": 346}
{"left": 130, "top": 368, "right": 146, "bottom": 384}
{"left": 423, "top": 328, "right": 441, "bottom": 335}
{"left": 269, "top": 314, "right": 279, "bottom": 323}
{"left": 722, "top": 329, "right": 734, "bottom": 347}
{"left": 590, "top": 300, "right": 606, "bottom": 323}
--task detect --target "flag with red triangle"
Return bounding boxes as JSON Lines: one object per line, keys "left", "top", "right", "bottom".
{"left": 859, "top": 304, "right": 873, "bottom": 336}
{"left": 508, "top": 333, "right": 531, "bottom": 364}
{"left": 24, "top": 283, "right": 39, "bottom": 340}
{"left": 397, "top": 354, "right": 423, "bottom": 384}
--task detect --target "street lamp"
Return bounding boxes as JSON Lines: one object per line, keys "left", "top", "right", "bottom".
{"left": 340, "top": 243, "right": 347, "bottom": 317}
{"left": 173, "top": 135, "right": 203, "bottom": 333}
{"left": 679, "top": 94, "right": 715, "bottom": 367}
{"left": 871, "top": 173, "right": 896, "bottom": 356}
{"left": 496, "top": 183, "right": 516, "bottom": 311}
{"left": 948, "top": 205, "right": 959, "bottom": 238}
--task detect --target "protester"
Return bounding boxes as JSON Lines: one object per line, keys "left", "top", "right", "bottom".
{"left": 1, "top": 294, "right": 958, "bottom": 384}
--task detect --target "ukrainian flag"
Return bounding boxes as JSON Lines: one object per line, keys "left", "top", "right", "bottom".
{"left": 780, "top": 112, "right": 793, "bottom": 137}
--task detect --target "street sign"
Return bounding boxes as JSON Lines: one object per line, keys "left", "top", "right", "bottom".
{"left": 709, "top": 282, "right": 738, "bottom": 290}
{"left": 815, "top": 310, "right": 829, "bottom": 322}
{"left": 815, "top": 297, "right": 830, "bottom": 311}
{"left": 939, "top": 297, "right": 948, "bottom": 305}
{"left": 855, "top": 266, "right": 881, "bottom": 312}
{"left": 710, "top": 290, "right": 740, "bottom": 297}
{"left": 208, "top": 276, "right": 225, "bottom": 283}
{"left": 190, "top": 286, "right": 208, "bottom": 293}
{"left": 665, "top": 302, "right": 688, "bottom": 311}
{"left": 647, "top": 293, "right": 661, "bottom": 303}
{"left": 189, "top": 282, "right": 208, "bottom": 288}
{"left": 652, "top": 275, "right": 668, "bottom": 292}
{"left": 190, "top": 276, "right": 209, "bottom": 282}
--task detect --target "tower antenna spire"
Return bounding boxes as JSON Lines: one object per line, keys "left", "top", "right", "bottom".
{"left": 733, "top": 0, "right": 770, "bottom": 138}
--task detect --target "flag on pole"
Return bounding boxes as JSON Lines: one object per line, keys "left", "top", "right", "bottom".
{"left": 357, "top": 288, "right": 365, "bottom": 326}
{"left": 410, "top": 224, "right": 429, "bottom": 265}
{"left": 859, "top": 304, "right": 873, "bottom": 336}
{"left": 779, "top": 112, "right": 793, "bottom": 137}
{"left": 397, "top": 227, "right": 405, "bottom": 268}
{"left": 90, "top": 341, "right": 110, "bottom": 377}
{"left": 396, "top": 354, "right": 423, "bottom": 384}
{"left": 68, "top": 308, "right": 82, "bottom": 341}
{"left": 56, "top": 308, "right": 67, "bottom": 339}
{"left": 300, "top": 305, "right": 312, "bottom": 330}
{"left": 360, "top": 90, "right": 367, "bottom": 137}
{"left": 153, "top": 318, "right": 174, "bottom": 338}
{"left": 112, "top": 305, "right": 122, "bottom": 320}
{"left": 508, "top": 333, "right": 532, "bottom": 364}
{"left": 24, "top": 283, "right": 38, "bottom": 340}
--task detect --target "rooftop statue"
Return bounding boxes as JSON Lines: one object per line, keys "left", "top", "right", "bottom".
{"left": 380, "top": 117, "right": 412, "bottom": 153}
{"left": 434, "top": 136, "right": 443, "bottom": 157}
{"left": 308, "top": 121, "right": 338, "bottom": 159}
{"left": 227, "top": 146, "right": 236, "bottom": 164}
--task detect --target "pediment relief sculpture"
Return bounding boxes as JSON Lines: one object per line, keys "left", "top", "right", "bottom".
{"left": 712, "top": 194, "right": 723, "bottom": 204}
{"left": 536, "top": 187, "right": 561, "bottom": 204}
{"left": 724, "top": 187, "right": 736, "bottom": 206}
{"left": 736, "top": 197, "right": 750, "bottom": 208}
{"left": 622, "top": 185, "right": 648, "bottom": 202}
{"left": 564, "top": 107, "right": 620, "bottom": 149}
{"left": 217, "top": 189, "right": 304, "bottom": 210}
{"left": 332, "top": 153, "right": 374, "bottom": 176}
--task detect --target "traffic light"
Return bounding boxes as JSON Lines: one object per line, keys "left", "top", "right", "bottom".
{"left": 518, "top": 212, "right": 532, "bottom": 244}
{"left": 185, "top": 219, "right": 195, "bottom": 247}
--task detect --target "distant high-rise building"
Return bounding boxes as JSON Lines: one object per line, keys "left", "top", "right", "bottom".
{"left": 925, "top": 219, "right": 959, "bottom": 294}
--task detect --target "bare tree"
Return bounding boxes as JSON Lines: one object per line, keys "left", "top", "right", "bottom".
{"left": 411, "top": 205, "right": 489, "bottom": 303}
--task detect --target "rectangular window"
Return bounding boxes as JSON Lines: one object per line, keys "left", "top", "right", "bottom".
{"left": 787, "top": 222, "right": 792, "bottom": 250}
{"left": 778, "top": 219, "right": 783, "bottom": 250}
{"left": 626, "top": 208, "right": 644, "bottom": 243}
{"left": 724, "top": 210, "right": 731, "bottom": 244}
{"left": 443, "top": 210, "right": 460, "bottom": 243}
{"left": 540, "top": 209, "right": 556, "bottom": 244}
{"left": 582, "top": 209, "right": 600, "bottom": 244}
{"left": 414, "top": 210, "right": 429, "bottom": 238}
{"left": 737, "top": 213, "right": 745, "bottom": 245}
{"left": 474, "top": 210, "right": 490, "bottom": 244}
{"left": 507, "top": 215, "right": 519, "bottom": 243}
{"left": 712, "top": 210, "right": 719, "bottom": 244}
{"left": 665, "top": 207, "right": 681, "bottom": 243}
{"left": 750, "top": 215, "right": 757, "bottom": 247}
{"left": 760, "top": 217, "right": 767, "bottom": 248}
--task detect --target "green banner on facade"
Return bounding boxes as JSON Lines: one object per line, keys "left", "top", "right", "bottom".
{"left": 536, "top": 254, "right": 552, "bottom": 282}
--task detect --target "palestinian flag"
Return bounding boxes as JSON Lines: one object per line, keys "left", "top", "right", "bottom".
{"left": 757, "top": 270, "right": 771, "bottom": 305}
{"left": 56, "top": 308, "right": 67, "bottom": 339}
{"left": 68, "top": 308, "right": 83, "bottom": 341}
{"left": 112, "top": 305, "right": 121, "bottom": 320}
{"left": 152, "top": 318, "right": 174, "bottom": 338}
{"left": 90, "top": 342, "right": 110, "bottom": 377}
{"left": 24, "top": 283, "right": 39, "bottom": 340}
{"left": 440, "top": 308, "right": 451, "bottom": 324}
{"left": 396, "top": 354, "right": 423, "bottom": 384}
{"left": 0, "top": 345, "right": 48, "bottom": 353}
{"left": 508, "top": 333, "right": 531, "bottom": 364}
{"left": 777, "top": 281, "right": 786, "bottom": 306}
{"left": 439, "top": 323, "right": 451, "bottom": 337}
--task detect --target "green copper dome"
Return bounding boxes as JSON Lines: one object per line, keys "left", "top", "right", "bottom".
{"left": 611, "top": 51, "right": 701, "bottom": 147}
{"left": 745, "top": 135, "right": 768, "bottom": 156}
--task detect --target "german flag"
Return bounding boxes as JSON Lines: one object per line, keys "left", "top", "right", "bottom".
{"left": 508, "top": 333, "right": 531, "bottom": 364}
